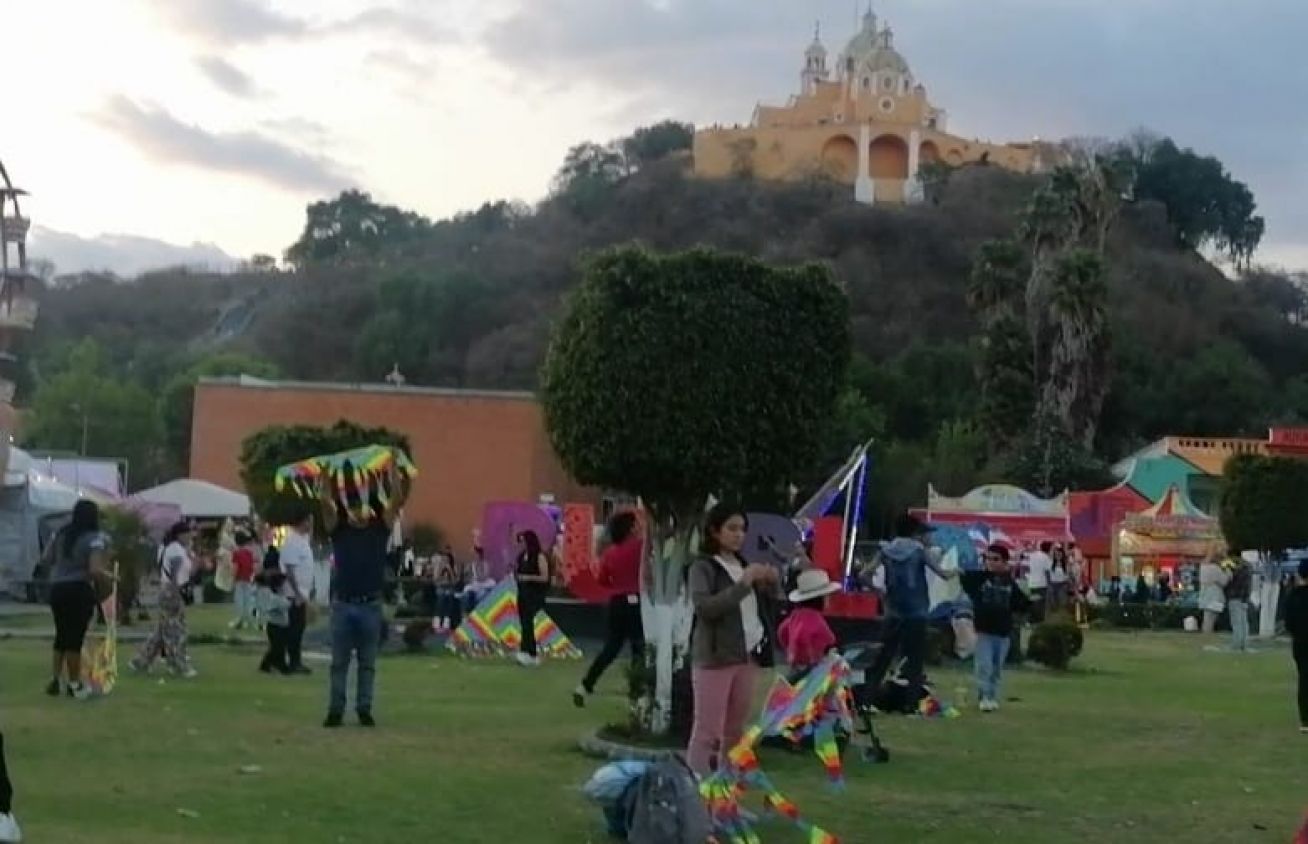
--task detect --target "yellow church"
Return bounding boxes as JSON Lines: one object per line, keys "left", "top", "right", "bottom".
{"left": 693, "top": 7, "right": 1049, "bottom": 204}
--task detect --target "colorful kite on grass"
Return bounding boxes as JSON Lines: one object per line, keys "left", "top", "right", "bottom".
{"left": 447, "top": 580, "right": 582, "bottom": 660}
{"left": 702, "top": 654, "right": 854, "bottom": 843}
{"left": 274, "top": 445, "right": 417, "bottom": 521}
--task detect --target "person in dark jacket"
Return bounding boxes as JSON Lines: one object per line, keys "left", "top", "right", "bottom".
{"left": 1284, "top": 559, "right": 1308, "bottom": 733}
{"left": 961, "top": 545, "right": 1031, "bottom": 712}
{"left": 685, "top": 504, "right": 780, "bottom": 776}
{"left": 862, "top": 513, "right": 956, "bottom": 702}
{"left": 1226, "top": 554, "right": 1254, "bottom": 653}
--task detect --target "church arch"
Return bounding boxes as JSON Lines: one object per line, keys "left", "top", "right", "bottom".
{"left": 820, "top": 135, "right": 859, "bottom": 184}
{"left": 945, "top": 148, "right": 964, "bottom": 165}
{"left": 869, "top": 134, "right": 909, "bottom": 179}
{"left": 920, "top": 140, "right": 941, "bottom": 165}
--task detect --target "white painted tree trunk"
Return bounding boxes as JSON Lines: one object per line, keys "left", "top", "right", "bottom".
{"left": 640, "top": 523, "right": 694, "bottom": 735}
{"left": 1258, "top": 577, "right": 1280, "bottom": 638}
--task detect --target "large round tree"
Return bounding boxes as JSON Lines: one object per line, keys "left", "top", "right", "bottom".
{"left": 541, "top": 245, "right": 849, "bottom": 732}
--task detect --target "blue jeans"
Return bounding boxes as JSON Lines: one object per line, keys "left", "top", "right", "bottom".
{"left": 974, "top": 632, "right": 1011, "bottom": 702}
{"left": 1228, "top": 600, "right": 1249, "bottom": 651}
{"left": 329, "top": 601, "right": 383, "bottom": 716}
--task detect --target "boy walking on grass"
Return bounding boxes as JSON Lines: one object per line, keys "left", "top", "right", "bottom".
{"left": 961, "top": 545, "right": 1031, "bottom": 713}
{"left": 1285, "top": 559, "right": 1308, "bottom": 734}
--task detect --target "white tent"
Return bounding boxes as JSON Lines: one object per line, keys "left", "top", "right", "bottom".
{"left": 1, "top": 447, "right": 104, "bottom": 592}
{"left": 133, "top": 479, "right": 250, "bottom": 519}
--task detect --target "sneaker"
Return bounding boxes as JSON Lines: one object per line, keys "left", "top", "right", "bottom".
{"left": 323, "top": 712, "right": 343, "bottom": 729}
{"left": 44, "top": 677, "right": 61, "bottom": 697}
{"left": 68, "top": 682, "right": 93, "bottom": 701}
{"left": 179, "top": 668, "right": 199, "bottom": 679}
{"left": 290, "top": 665, "right": 312, "bottom": 676}
{"left": 515, "top": 652, "right": 535, "bottom": 667}
{"left": 0, "top": 811, "right": 22, "bottom": 842}
{"left": 357, "top": 711, "right": 376, "bottom": 728}
{"left": 572, "top": 685, "right": 590, "bottom": 708}
{"left": 979, "top": 699, "right": 998, "bottom": 713}
{"left": 1299, "top": 725, "right": 1308, "bottom": 734}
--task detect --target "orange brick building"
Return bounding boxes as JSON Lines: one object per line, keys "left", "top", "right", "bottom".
{"left": 189, "top": 377, "right": 597, "bottom": 551}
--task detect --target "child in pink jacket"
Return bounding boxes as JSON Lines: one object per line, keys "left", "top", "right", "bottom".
{"left": 778, "top": 568, "right": 841, "bottom": 682}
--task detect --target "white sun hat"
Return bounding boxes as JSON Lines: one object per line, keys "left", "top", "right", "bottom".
{"left": 788, "top": 568, "right": 842, "bottom": 603}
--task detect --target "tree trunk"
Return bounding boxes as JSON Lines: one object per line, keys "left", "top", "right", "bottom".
{"left": 639, "top": 516, "right": 695, "bottom": 735}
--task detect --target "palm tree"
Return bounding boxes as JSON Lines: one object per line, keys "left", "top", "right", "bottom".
{"left": 1042, "top": 249, "right": 1110, "bottom": 448}
{"left": 967, "top": 239, "right": 1025, "bottom": 324}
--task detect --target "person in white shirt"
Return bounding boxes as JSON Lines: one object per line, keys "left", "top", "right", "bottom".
{"left": 131, "top": 521, "right": 198, "bottom": 678}
{"left": 1026, "top": 542, "right": 1054, "bottom": 622}
{"left": 279, "top": 511, "right": 316, "bottom": 675}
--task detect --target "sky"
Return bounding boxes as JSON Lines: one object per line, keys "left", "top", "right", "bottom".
{"left": 4, "top": 0, "right": 1306, "bottom": 275}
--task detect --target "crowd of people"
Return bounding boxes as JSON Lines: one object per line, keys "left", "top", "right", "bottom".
{"left": 3, "top": 488, "right": 1304, "bottom": 843}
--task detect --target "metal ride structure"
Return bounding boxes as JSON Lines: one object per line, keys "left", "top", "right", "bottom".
{"left": 792, "top": 436, "right": 875, "bottom": 582}
{"left": 0, "top": 157, "right": 37, "bottom": 465}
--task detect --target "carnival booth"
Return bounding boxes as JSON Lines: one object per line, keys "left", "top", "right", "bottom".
{"left": 1111, "top": 485, "right": 1221, "bottom": 588}
{"left": 912, "top": 484, "right": 1072, "bottom": 555}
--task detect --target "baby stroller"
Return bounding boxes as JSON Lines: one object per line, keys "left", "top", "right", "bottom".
{"left": 842, "top": 642, "right": 891, "bottom": 763}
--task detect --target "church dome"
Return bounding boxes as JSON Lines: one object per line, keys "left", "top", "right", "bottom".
{"left": 841, "top": 10, "right": 912, "bottom": 78}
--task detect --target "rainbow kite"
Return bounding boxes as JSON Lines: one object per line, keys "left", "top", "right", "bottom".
{"left": 275, "top": 445, "right": 417, "bottom": 520}
{"left": 447, "top": 580, "right": 581, "bottom": 660}
{"left": 702, "top": 654, "right": 854, "bottom": 843}
{"left": 82, "top": 564, "right": 119, "bottom": 696}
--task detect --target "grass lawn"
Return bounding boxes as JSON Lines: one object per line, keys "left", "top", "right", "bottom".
{"left": 1, "top": 606, "right": 1304, "bottom": 843}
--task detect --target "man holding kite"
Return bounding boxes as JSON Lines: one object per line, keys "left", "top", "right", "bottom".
{"left": 307, "top": 453, "right": 412, "bottom": 729}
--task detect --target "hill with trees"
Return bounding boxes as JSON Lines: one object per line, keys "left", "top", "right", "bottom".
{"left": 21, "top": 122, "right": 1308, "bottom": 526}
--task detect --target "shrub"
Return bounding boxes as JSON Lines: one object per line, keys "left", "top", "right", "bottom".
{"left": 1087, "top": 602, "right": 1193, "bottom": 630}
{"left": 1027, "top": 613, "right": 1084, "bottom": 671}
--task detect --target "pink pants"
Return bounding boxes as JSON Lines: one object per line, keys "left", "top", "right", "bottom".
{"left": 688, "top": 663, "right": 758, "bottom": 776}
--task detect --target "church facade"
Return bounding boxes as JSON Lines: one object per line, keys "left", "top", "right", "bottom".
{"left": 693, "top": 9, "right": 1047, "bottom": 204}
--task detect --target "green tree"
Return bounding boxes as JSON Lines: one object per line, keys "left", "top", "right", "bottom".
{"left": 620, "top": 121, "right": 694, "bottom": 170}
{"left": 1220, "top": 454, "right": 1308, "bottom": 554}
{"left": 160, "top": 353, "right": 281, "bottom": 476}
{"left": 551, "top": 142, "right": 628, "bottom": 219}
{"left": 102, "top": 506, "right": 151, "bottom": 624}
{"left": 1041, "top": 249, "right": 1110, "bottom": 448}
{"left": 1131, "top": 137, "right": 1265, "bottom": 266}
{"left": 354, "top": 270, "right": 492, "bottom": 385}
{"left": 967, "top": 240, "right": 1033, "bottom": 447}
{"left": 541, "top": 246, "right": 849, "bottom": 732}
{"left": 1165, "top": 342, "right": 1274, "bottom": 436}
{"left": 1003, "top": 410, "right": 1113, "bottom": 498}
{"left": 239, "top": 421, "right": 412, "bottom": 524}
{"left": 285, "top": 189, "right": 431, "bottom": 267}
{"left": 24, "top": 340, "right": 164, "bottom": 488}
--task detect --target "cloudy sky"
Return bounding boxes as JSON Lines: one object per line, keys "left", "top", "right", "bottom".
{"left": 5, "top": 0, "right": 1306, "bottom": 274}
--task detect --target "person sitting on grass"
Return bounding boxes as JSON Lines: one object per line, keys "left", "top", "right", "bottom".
{"left": 778, "top": 568, "right": 840, "bottom": 684}
{"left": 1285, "top": 559, "right": 1308, "bottom": 735}
{"left": 256, "top": 568, "right": 292, "bottom": 675}
{"left": 961, "top": 544, "right": 1031, "bottom": 713}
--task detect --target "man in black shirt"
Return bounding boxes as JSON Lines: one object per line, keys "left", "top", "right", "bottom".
{"left": 961, "top": 545, "right": 1031, "bottom": 713}
{"left": 320, "top": 468, "right": 408, "bottom": 728}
